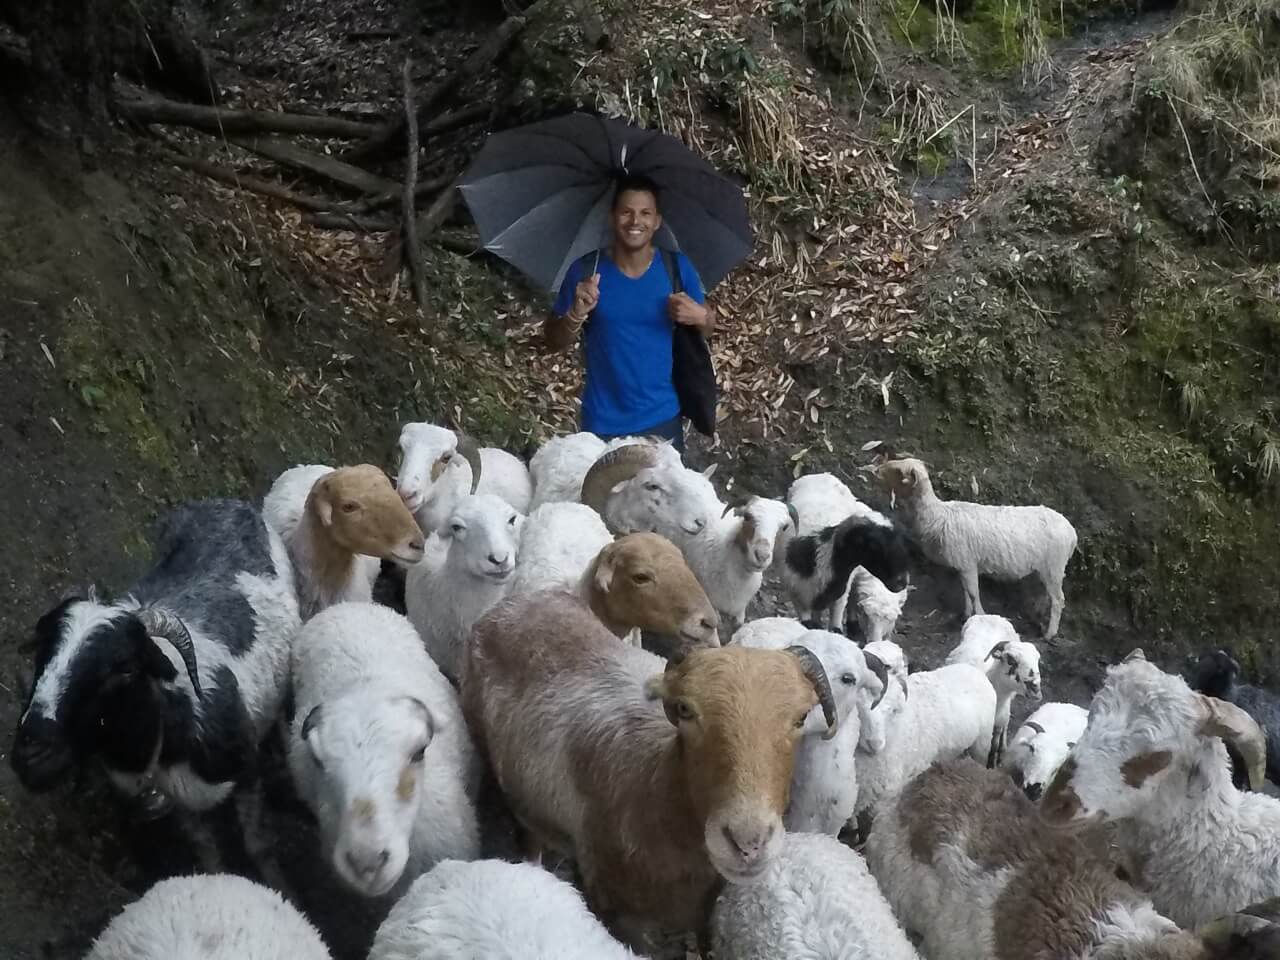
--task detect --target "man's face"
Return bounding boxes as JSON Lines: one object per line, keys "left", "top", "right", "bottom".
{"left": 611, "top": 189, "right": 661, "bottom": 253}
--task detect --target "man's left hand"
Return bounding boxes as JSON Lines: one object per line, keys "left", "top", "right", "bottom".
{"left": 668, "top": 293, "right": 710, "bottom": 334}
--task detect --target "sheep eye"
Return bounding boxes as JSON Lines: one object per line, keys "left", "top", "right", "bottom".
{"left": 643, "top": 482, "right": 661, "bottom": 492}
{"left": 1027, "top": 744, "right": 1036, "bottom": 754}
{"left": 676, "top": 700, "right": 697, "bottom": 722}
{"left": 793, "top": 716, "right": 806, "bottom": 730}
{"left": 632, "top": 572, "right": 654, "bottom": 585}
{"left": 341, "top": 501, "right": 359, "bottom": 514}
{"left": 410, "top": 746, "right": 427, "bottom": 764}
{"left": 508, "top": 515, "right": 518, "bottom": 526}
{"left": 441, "top": 453, "right": 453, "bottom": 463}
{"left": 840, "top": 673, "right": 856, "bottom": 686}
{"left": 450, "top": 523, "right": 464, "bottom": 535}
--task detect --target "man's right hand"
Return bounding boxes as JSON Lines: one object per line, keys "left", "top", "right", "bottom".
{"left": 571, "top": 273, "right": 601, "bottom": 320}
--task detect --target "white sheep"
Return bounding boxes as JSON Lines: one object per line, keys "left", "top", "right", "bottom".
{"left": 263, "top": 463, "right": 424, "bottom": 620}
{"left": 579, "top": 440, "right": 718, "bottom": 540}
{"left": 731, "top": 616, "right": 807, "bottom": 647}
{"left": 1002, "top": 701, "right": 1088, "bottom": 800}
{"left": 395, "top": 422, "right": 532, "bottom": 535}
{"left": 848, "top": 565, "right": 912, "bottom": 644}
{"left": 405, "top": 493, "right": 523, "bottom": 683}
{"left": 678, "top": 495, "right": 796, "bottom": 631}
{"left": 1041, "top": 650, "right": 1280, "bottom": 928}
{"left": 506, "top": 501, "right": 613, "bottom": 598}
{"left": 945, "top": 614, "right": 1043, "bottom": 766}
{"left": 735, "top": 627, "right": 889, "bottom": 835}
{"left": 288, "top": 602, "right": 481, "bottom": 898}
{"left": 866, "top": 759, "right": 1275, "bottom": 960}
{"left": 368, "top": 859, "right": 639, "bottom": 959}
{"left": 853, "top": 654, "right": 998, "bottom": 827}
{"left": 85, "top": 874, "right": 332, "bottom": 960}
{"left": 712, "top": 831, "right": 921, "bottom": 960}
{"left": 528, "top": 431, "right": 608, "bottom": 508}
{"left": 875, "top": 457, "right": 1077, "bottom": 639}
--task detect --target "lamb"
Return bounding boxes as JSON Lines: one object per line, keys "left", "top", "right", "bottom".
{"left": 875, "top": 457, "right": 1077, "bottom": 639}
{"left": 405, "top": 493, "right": 523, "bottom": 683}
{"left": 509, "top": 503, "right": 719, "bottom": 648}
{"left": 1185, "top": 648, "right": 1280, "bottom": 787}
{"left": 735, "top": 627, "right": 889, "bottom": 835}
{"left": 12, "top": 499, "right": 299, "bottom": 867}
{"left": 780, "top": 513, "right": 911, "bottom": 631}
{"left": 945, "top": 614, "right": 1042, "bottom": 766}
{"left": 852, "top": 655, "right": 998, "bottom": 827}
{"left": 579, "top": 440, "right": 718, "bottom": 540}
{"left": 678, "top": 495, "right": 797, "bottom": 631}
{"left": 528, "top": 431, "right": 608, "bottom": 508}
{"left": 368, "top": 859, "right": 640, "bottom": 959}
{"left": 288, "top": 602, "right": 481, "bottom": 898}
{"left": 712, "top": 831, "right": 921, "bottom": 960}
{"left": 85, "top": 874, "right": 332, "bottom": 960}
{"left": 788, "top": 471, "right": 890, "bottom": 535}
{"left": 1003, "top": 701, "right": 1088, "bottom": 800}
{"left": 865, "top": 758, "right": 1275, "bottom": 960}
{"left": 459, "top": 590, "right": 838, "bottom": 953}
{"left": 395, "top": 422, "right": 533, "bottom": 534}
{"left": 1041, "top": 649, "right": 1280, "bottom": 928}
{"left": 262, "top": 463, "right": 425, "bottom": 620}
{"left": 731, "top": 616, "right": 807, "bottom": 647}
{"left": 848, "top": 565, "right": 912, "bottom": 645}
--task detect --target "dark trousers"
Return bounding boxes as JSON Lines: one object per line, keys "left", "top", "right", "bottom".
{"left": 595, "top": 414, "right": 685, "bottom": 455}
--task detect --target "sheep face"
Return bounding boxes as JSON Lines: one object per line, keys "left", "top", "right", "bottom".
{"left": 443, "top": 494, "right": 522, "bottom": 582}
{"left": 643, "top": 646, "right": 836, "bottom": 883}
{"left": 310, "top": 465, "right": 426, "bottom": 565}
{"left": 300, "top": 693, "right": 433, "bottom": 897}
{"left": 1185, "top": 650, "right": 1241, "bottom": 700}
{"left": 792, "top": 630, "right": 889, "bottom": 752}
{"left": 1041, "top": 654, "right": 1268, "bottom": 827}
{"left": 731, "top": 497, "right": 795, "bottom": 573}
{"left": 987, "top": 640, "right": 1042, "bottom": 700}
{"left": 395, "top": 423, "right": 483, "bottom": 514}
{"left": 610, "top": 464, "right": 714, "bottom": 539}
{"left": 591, "top": 533, "right": 720, "bottom": 649}
{"left": 12, "top": 600, "right": 171, "bottom": 794}
{"left": 1006, "top": 725, "right": 1076, "bottom": 801}
{"left": 873, "top": 457, "right": 933, "bottom": 503}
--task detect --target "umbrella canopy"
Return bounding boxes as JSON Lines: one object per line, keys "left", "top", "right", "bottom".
{"left": 459, "top": 112, "right": 752, "bottom": 295}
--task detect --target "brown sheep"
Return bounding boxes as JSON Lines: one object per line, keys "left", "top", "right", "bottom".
{"left": 459, "top": 590, "right": 836, "bottom": 954}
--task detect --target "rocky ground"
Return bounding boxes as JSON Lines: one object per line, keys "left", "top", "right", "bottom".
{"left": 1, "top": 0, "right": 1277, "bottom": 954}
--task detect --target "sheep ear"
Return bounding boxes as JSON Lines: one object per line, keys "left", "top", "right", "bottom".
{"left": 398, "top": 696, "right": 434, "bottom": 744}
{"left": 1124, "top": 648, "right": 1147, "bottom": 663}
{"left": 593, "top": 544, "right": 618, "bottom": 594}
{"left": 1198, "top": 695, "right": 1267, "bottom": 791}
{"left": 643, "top": 674, "right": 674, "bottom": 727}
{"left": 301, "top": 705, "right": 325, "bottom": 762}
{"left": 1025, "top": 720, "right": 1046, "bottom": 735}
{"left": 313, "top": 493, "right": 335, "bottom": 528}
{"left": 787, "top": 503, "right": 800, "bottom": 529}
{"left": 701, "top": 463, "right": 718, "bottom": 479}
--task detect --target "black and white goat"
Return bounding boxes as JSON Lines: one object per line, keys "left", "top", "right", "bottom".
{"left": 10, "top": 499, "right": 300, "bottom": 869}
{"left": 780, "top": 513, "right": 911, "bottom": 631}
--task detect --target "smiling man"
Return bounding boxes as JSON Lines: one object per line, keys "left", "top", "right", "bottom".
{"left": 545, "top": 174, "right": 714, "bottom": 453}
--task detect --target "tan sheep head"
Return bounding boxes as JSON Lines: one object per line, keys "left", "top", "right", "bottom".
{"left": 588, "top": 533, "right": 720, "bottom": 649}
{"left": 874, "top": 457, "right": 931, "bottom": 500}
{"left": 307, "top": 465, "right": 426, "bottom": 564}
{"left": 642, "top": 645, "right": 837, "bottom": 883}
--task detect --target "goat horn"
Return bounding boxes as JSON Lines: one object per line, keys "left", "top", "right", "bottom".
{"left": 301, "top": 704, "right": 324, "bottom": 743}
{"left": 1198, "top": 695, "right": 1268, "bottom": 792}
{"left": 985, "top": 640, "right": 1011, "bottom": 661}
{"left": 1196, "top": 912, "right": 1276, "bottom": 952}
{"left": 787, "top": 645, "right": 839, "bottom": 740}
{"left": 862, "top": 651, "right": 889, "bottom": 709}
{"left": 899, "top": 673, "right": 909, "bottom": 701}
{"left": 786, "top": 502, "right": 800, "bottom": 529}
{"left": 454, "top": 433, "right": 483, "bottom": 494}
{"left": 137, "top": 607, "right": 202, "bottom": 699}
{"left": 580, "top": 444, "right": 659, "bottom": 520}
{"left": 1025, "top": 720, "right": 1046, "bottom": 735}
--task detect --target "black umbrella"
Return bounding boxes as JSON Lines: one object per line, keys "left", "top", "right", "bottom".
{"left": 458, "top": 112, "right": 752, "bottom": 295}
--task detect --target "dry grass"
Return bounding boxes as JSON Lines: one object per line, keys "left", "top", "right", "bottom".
{"left": 735, "top": 76, "right": 807, "bottom": 194}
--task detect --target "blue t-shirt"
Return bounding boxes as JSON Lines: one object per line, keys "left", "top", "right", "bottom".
{"left": 553, "top": 250, "right": 706, "bottom": 436}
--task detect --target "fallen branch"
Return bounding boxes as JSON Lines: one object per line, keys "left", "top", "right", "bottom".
{"left": 227, "top": 134, "right": 397, "bottom": 194}
{"left": 116, "top": 92, "right": 379, "bottom": 139}
{"left": 344, "top": 170, "right": 454, "bottom": 214}
{"left": 402, "top": 59, "right": 429, "bottom": 311}
{"left": 165, "top": 152, "right": 336, "bottom": 212}
{"left": 416, "top": 177, "right": 460, "bottom": 241}
{"left": 421, "top": 102, "right": 490, "bottom": 138}
{"left": 345, "top": 0, "right": 546, "bottom": 162}
{"left": 302, "top": 212, "right": 396, "bottom": 232}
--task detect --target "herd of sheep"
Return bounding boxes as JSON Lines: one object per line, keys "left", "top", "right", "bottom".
{"left": 10, "top": 423, "right": 1280, "bottom": 959}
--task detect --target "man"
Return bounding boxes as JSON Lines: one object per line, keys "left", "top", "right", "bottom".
{"left": 545, "top": 174, "right": 714, "bottom": 453}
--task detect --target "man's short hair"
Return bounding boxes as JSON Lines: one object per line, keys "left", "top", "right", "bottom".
{"left": 613, "top": 173, "right": 661, "bottom": 211}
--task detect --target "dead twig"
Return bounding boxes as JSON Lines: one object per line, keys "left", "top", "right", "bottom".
{"left": 226, "top": 134, "right": 397, "bottom": 195}
{"left": 402, "top": 59, "right": 429, "bottom": 312}
{"left": 115, "top": 91, "right": 379, "bottom": 139}
{"left": 302, "top": 212, "right": 397, "bottom": 231}
{"left": 165, "top": 151, "right": 336, "bottom": 212}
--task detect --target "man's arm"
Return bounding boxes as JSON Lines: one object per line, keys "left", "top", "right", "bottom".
{"left": 669, "top": 293, "right": 714, "bottom": 337}
{"left": 544, "top": 309, "right": 585, "bottom": 351}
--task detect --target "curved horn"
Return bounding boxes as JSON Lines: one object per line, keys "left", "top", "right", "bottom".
{"left": 863, "top": 651, "right": 889, "bottom": 710}
{"left": 137, "top": 607, "right": 202, "bottom": 699}
{"left": 454, "top": 433, "right": 484, "bottom": 494}
{"left": 1196, "top": 912, "right": 1277, "bottom": 954}
{"left": 1025, "top": 720, "right": 1046, "bottom": 735}
{"left": 899, "top": 672, "right": 909, "bottom": 701}
{"left": 1198, "top": 695, "right": 1268, "bottom": 791}
{"left": 985, "top": 640, "right": 1011, "bottom": 662}
{"left": 787, "top": 645, "right": 839, "bottom": 740}
{"left": 786, "top": 502, "right": 800, "bottom": 529}
{"left": 580, "top": 444, "right": 660, "bottom": 518}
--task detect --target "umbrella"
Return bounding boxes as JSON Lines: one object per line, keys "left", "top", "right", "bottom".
{"left": 458, "top": 112, "right": 752, "bottom": 296}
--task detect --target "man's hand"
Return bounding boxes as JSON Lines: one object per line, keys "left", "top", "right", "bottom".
{"left": 668, "top": 292, "right": 712, "bottom": 335}
{"left": 570, "top": 273, "right": 601, "bottom": 322}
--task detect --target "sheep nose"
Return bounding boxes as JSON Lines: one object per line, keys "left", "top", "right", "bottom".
{"left": 1025, "top": 782, "right": 1044, "bottom": 802}
{"left": 409, "top": 537, "right": 425, "bottom": 552}
{"left": 723, "top": 822, "right": 774, "bottom": 863}
{"left": 700, "top": 616, "right": 718, "bottom": 634}
{"left": 345, "top": 848, "right": 391, "bottom": 879}
{"left": 488, "top": 553, "right": 509, "bottom": 567}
